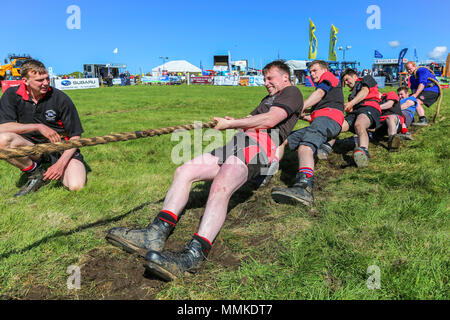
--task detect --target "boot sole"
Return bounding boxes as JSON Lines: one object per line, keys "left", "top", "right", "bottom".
{"left": 271, "top": 190, "right": 313, "bottom": 207}
{"left": 105, "top": 234, "right": 148, "bottom": 257}
{"left": 411, "top": 123, "right": 429, "bottom": 127}
{"left": 353, "top": 151, "right": 369, "bottom": 168}
{"left": 145, "top": 262, "right": 181, "bottom": 281}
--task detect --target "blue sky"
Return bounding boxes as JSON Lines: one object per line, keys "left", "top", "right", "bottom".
{"left": 1, "top": 0, "right": 448, "bottom": 74}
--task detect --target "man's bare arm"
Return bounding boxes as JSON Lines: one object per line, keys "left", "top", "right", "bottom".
{"left": 0, "top": 122, "right": 61, "bottom": 143}
{"left": 400, "top": 100, "right": 415, "bottom": 110}
{"left": 344, "top": 87, "right": 369, "bottom": 112}
{"left": 380, "top": 100, "right": 394, "bottom": 110}
{"left": 412, "top": 83, "right": 425, "bottom": 98}
{"left": 0, "top": 122, "right": 41, "bottom": 135}
{"left": 214, "top": 107, "right": 288, "bottom": 130}
{"left": 302, "top": 89, "right": 326, "bottom": 114}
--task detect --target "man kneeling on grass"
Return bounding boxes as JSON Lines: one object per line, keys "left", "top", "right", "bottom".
{"left": 270, "top": 60, "right": 344, "bottom": 207}
{"left": 0, "top": 59, "right": 87, "bottom": 197}
{"left": 106, "top": 60, "right": 303, "bottom": 281}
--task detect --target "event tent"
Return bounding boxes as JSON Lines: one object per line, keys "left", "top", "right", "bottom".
{"left": 152, "top": 60, "right": 202, "bottom": 74}
{"left": 286, "top": 60, "right": 308, "bottom": 70}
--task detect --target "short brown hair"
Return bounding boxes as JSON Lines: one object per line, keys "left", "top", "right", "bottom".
{"left": 309, "top": 60, "right": 328, "bottom": 70}
{"left": 341, "top": 68, "right": 358, "bottom": 78}
{"left": 262, "top": 60, "right": 291, "bottom": 76}
{"left": 20, "top": 59, "right": 47, "bottom": 78}
{"left": 397, "top": 86, "right": 410, "bottom": 94}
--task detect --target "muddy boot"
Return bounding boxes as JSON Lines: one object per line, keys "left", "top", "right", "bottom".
{"left": 353, "top": 147, "right": 370, "bottom": 168}
{"left": 145, "top": 234, "right": 211, "bottom": 281}
{"left": 14, "top": 164, "right": 48, "bottom": 198}
{"left": 317, "top": 142, "right": 332, "bottom": 160}
{"left": 106, "top": 211, "right": 177, "bottom": 257}
{"left": 387, "top": 134, "right": 401, "bottom": 152}
{"left": 411, "top": 116, "right": 429, "bottom": 127}
{"left": 271, "top": 172, "right": 314, "bottom": 207}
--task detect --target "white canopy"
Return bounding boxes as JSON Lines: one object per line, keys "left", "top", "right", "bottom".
{"left": 286, "top": 60, "right": 308, "bottom": 70}
{"left": 152, "top": 60, "right": 202, "bottom": 73}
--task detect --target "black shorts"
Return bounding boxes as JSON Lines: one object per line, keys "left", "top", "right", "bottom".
{"left": 46, "top": 150, "right": 85, "bottom": 166}
{"left": 417, "top": 91, "right": 439, "bottom": 107}
{"left": 21, "top": 135, "right": 85, "bottom": 165}
{"left": 209, "top": 131, "right": 270, "bottom": 180}
{"left": 287, "top": 116, "right": 342, "bottom": 154}
{"left": 345, "top": 106, "right": 381, "bottom": 132}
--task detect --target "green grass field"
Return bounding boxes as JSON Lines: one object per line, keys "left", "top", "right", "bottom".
{"left": 0, "top": 84, "right": 448, "bottom": 300}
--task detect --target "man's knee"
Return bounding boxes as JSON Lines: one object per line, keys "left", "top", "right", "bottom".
{"left": 355, "top": 118, "right": 370, "bottom": 132}
{"left": 298, "top": 144, "right": 315, "bottom": 155}
{"left": 0, "top": 132, "right": 15, "bottom": 149}
{"left": 66, "top": 180, "right": 86, "bottom": 191}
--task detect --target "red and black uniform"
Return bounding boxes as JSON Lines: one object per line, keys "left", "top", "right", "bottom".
{"left": 376, "top": 91, "right": 404, "bottom": 134}
{"left": 309, "top": 71, "right": 345, "bottom": 126}
{"left": 0, "top": 84, "right": 85, "bottom": 163}
{"left": 211, "top": 86, "right": 303, "bottom": 180}
{"left": 287, "top": 71, "right": 344, "bottom": 154}
{"left": 345, "top": 75, "right": 382, "bottom": 130}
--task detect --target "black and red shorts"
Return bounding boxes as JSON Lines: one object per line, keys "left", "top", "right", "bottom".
{"left": 209, "top": 131, "right": 276, "bottom": 180}
{"left": 376, "top": 114, "right": 405, "bottom": 134}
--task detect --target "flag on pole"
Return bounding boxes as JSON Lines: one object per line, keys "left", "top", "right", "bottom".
{"left": 397, "top": 48, "right": 408, "bottom": 72}
{"left": 228, "top": 51, "right": 232, "bottom": 73}
{"left": 309, "top": 19, "right": 318, "bottom": 60}
{"left": 414, "top": 48, "right": 418, "bottom": 62}
{"left": 328, "top": 24, "right": 339, "bottom": 61}
{"left": 374, "top": 50, "right": 383, "bottom": 58}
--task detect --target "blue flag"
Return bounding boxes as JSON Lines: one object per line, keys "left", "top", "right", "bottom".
{"left": 398, "top": 48, "right": 408, "bottom": 72}
{"left": 374, "top": 50, "right": 383, "bottom": 58}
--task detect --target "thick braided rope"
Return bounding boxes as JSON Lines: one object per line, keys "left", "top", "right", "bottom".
{"left": 0, "top": 120, "right": 217, "bottom": 160}
{"left": 428, "top": 77, "right": 443, "bottom": 123}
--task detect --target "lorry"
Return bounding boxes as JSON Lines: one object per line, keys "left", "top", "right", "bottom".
{"left": 0, "top": 54, "right": 31, "bottom": 80}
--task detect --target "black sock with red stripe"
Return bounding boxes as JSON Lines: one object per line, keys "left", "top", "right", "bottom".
{"left": 193, "top": 233, "right": 213, "bottom": 257}
{"left": 156, "top": 210, "right": 178, "bottom": 228}
{"left": 21, "top": 161, "right": 38, "bottom": 174}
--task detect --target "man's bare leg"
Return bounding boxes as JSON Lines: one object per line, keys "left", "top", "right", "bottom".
{"left": 197, "top": 155, "right": 248, "bottom": 242}
{"left": 354, "top": 114, "right": 371, "bottom": 149}
{"left": 162, "top": 153, "right": 221, "bottom": 217}
{"left": 61, "top": 158, "right": 87, "bottom": 191}
{"left": 0, "top": 132, "right": 36, "bottom": 169}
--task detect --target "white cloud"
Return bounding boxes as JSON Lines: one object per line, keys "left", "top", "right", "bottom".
{"left": 388, "top": 41, "right": 400, "bottom": 48}
{"left": 427, "top": 46, "right": 447, "bottom": 59}
{"left": 113, "top": 48, "right": 118, "bottom": 54}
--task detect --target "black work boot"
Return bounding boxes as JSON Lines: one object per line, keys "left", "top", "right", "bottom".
{"left": 387, "top": 134, "right": 401, "bottom": 152}
{"left": 14, "top": 164, "right": 48, "bottom": 198}
{"left": 145, "top": 234, "right": 211, "bottom": 281}
{"left": 106, "top": 213, "right": 176, "bottom": 257}
{"left": 271, "top": 172, "right": 314, "bottom": 207}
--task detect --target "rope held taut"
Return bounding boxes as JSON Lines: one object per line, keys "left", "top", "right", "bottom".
{"left": 428, "top": 77, "right": 443, "bottom": 123}
{"left": 0, "top": 120, "right": 218, "bottom": 160}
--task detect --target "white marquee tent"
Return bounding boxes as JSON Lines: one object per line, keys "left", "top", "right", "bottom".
{"left": 286, "top": 60, "right": 308, "bottom": 70}
{"left": 152, "top": 60, "right": 202, "bottom": 74}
